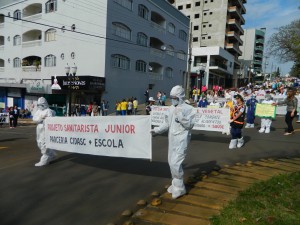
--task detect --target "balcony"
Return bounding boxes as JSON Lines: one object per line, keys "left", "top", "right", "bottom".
{"left": 150, "top": 22, "right": 166, "bottom": 35}
{"left": 255, "top": 46, "right": 264, "bottom": 53}
{"left": 255, "top": 39, "right": 264, "bottom": 46}
{"left": 225, "top": 42, "right": 242, "bottom": 56}
{"left": 230, "top": 0, "right": 246, "bottom": 14}
{"left": 148, "top": 72, "right": 163, "bottom": 80}
{"left": 22, "top": 65, "right": 41, "bottom": 72}
{"left": 22, "top": 13, "right": 42, "bottom": 22}
{"left": 226, "top": 31, "right": 243, "bottom": 45}
{"left": 254, "top": 53, "right": 263, "bottom": 59}
{"left": 227, "top": 19, "right": 244, "bottom": 34}
{"left": 209, "top": 62, "right": 228, "bottom": 71}
{"left": 22, "top": 40, "right": 42, "bottom": 48}
{"left": 228, "top": 6, "right": 245, "bottom": 25}
{"left": 150, "top": 48, "right": 166, "bottom": 59}
{"left": 23, "top": 3, "right": 42, "bottom": 21}
{"left": 253, "top": 60, "right": 262, "bottom": 66}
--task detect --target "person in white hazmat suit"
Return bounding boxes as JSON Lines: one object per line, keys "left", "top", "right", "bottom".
{"left": 259, "top": 94, "right": 275, "bottom": 133}
{"left": 151, "top": 85, "right": 196, "bottom": 199}
{"left": 33, "top": 97, "right": 56, "bottom": 166}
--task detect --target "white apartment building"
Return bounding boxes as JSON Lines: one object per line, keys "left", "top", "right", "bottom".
{"left": 0, "top": 0, "right": 189, "bottom": 114}
{"left": 168, "top": 0, "right": 246, "bottom": 89}
{"left": 239, "top": 28, "right": 266, "bottom": 82}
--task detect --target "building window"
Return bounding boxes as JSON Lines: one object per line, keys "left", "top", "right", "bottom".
{"left": 138, "top": 4, "right": 149, "bottom": 20}
{"left": 193, "top": 37, "right": 198, "bottom": 42}
{"left": 45, "top": 54, "right": 56, "bottom": 67}
{"left": 205, "top": 1, "right": 208, "bottom": 3}
{"left": 195, "top": 1, "right": 200, "bottom": 6}
{"left": 13, "top": 10, "right": 21, "bottom": 21}
{"left": 112, "top": 22, "right": 131, "bottom": 40}
{"left": 45, "top": 0, "right": 57, "bottom": 13}
{"left": 178, "top": 5, "right": 183, "bottom": 10}
{"left": 194, "top": 14, "right": 200, "bottom": 19}
{"left": 204, "top": 13, "right": 207, "bottom": 16}
{"left": 137, "top": 32, "right": 148, "bottom": 46}
{"left": 208, "top": 36, "right": 211, "bottom": 39}
{"left": 165, "top": 67, "right": 173, "bottom": 78}
{"left": 114, "top": 0, "right": 132, "bottom": 10}
{"left": 211, "top": 0, "right": 214, "bottom": 2}
{"left": 203, "top": 24, "right": 206, "bottom": 28}
{"left": 166, "top": 45, "right": 175, "bottom": 56}
{"left": 136, "top": 60, "right": 146, "bottom": 72}
{"left": 177, "top": 51, "right": 186, "bottom": 60}
{"left": 179, "top": 30, "right": 187, "bottom": 41}
{"left": 210, "top": 12, "right": 213, "bottom": 15}
{"left": 45, "top": 29, "right": 56, "bottom": 42}
{"left": 13, "top": 35, "right": 21, "bottom": 46}
{"left": 111, "top": 54, "right": 130, "bottom": 70}
{"left": 194, "top": 26, "right": 199, "bottom": 30}
{"left": 167, "top": 23, "right": 175, "bottom": 34}
{"left": 13, "top": 57, "right": 21, "bottom": 68}
{"left": 186, "top": 4, "right": 191, "bottom": 9}
{"left": 209, "top": 24, "right": 212, "bottom": 27}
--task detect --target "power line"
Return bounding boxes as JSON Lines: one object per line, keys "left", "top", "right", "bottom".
{"left": 2, "top": 14, "right": 189, "bottom": 56}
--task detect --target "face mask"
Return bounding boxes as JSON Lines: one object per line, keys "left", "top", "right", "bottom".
{"left": 171, "top": 99, "right": 179, "bottom": 106}
{"left": 37, "top": 104, "right": 46, "bottom": 110}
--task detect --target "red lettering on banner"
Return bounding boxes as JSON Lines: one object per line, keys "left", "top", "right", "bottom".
{"left": 105, "top": 124, "right": 135, "bottom": 134}
{"left": 48, "top": 124, "right": 63, "bottom": 131}
{"left": 63, "top": 124, "right": 99, "bottom": 133}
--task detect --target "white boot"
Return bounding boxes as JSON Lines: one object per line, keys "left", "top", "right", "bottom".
{"left": 167, "top": 185, "right": 173, "bottom": 194}
{"left": 237, "top": 137, "right": 244, "bottom": 148}
{"left": 245, "top": 123, "right": 250, "bottom": 128}
{"left": 171, "top": 178, "right": 186, "bottom": 199}
{"left": 259, "top": 127, "right": 265, "bottom": 133}
{"left": 265, "top": 119, "right": 271, "bottom": 134}
{"left": 250, "top": 124, "right": 255, "bottom": 128}
{"left": 35, "top": 154, "right": 56, "bottom": 167}
{"left": 229, "top": 139, "right": 237, "bottom": 149}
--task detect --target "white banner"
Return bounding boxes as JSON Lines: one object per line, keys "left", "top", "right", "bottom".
{"left": 194, "top": 108, "right": 230, "bottom": 132}
{"left": 0, "top": 113, "right": 9, "bottom": 123}
{"left": 45, "top": 116, "right": 152, "bottom": 160}
{"left": 151, "top": 106, "right": 169, "bottom": 126}
{"left": 151, "top": 106, "right": 230, "bottom": 133}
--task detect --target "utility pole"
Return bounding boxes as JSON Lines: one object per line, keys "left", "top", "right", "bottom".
{"left": 186, "top": 22, "right": 193, "bottom": 99}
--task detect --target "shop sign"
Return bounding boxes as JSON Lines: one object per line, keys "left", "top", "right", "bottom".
{"left": 26, "top": 80, "right": 49, "bottom": 94}
{"left": 52, "top": 76, "right": 105, "bottom": 91}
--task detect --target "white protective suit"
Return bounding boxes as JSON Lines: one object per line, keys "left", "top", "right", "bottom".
{"left": 33, "top": 97, "right": 56, "bottom": 166}
{"left": 153, "top": 85, "right": 196, "bottom": 199}
{"left": 259, "top": 95, "right": 274, "bottom": 134}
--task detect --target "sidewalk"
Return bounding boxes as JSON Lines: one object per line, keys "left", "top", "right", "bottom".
{"left": 111, "top": 158, "right": 300, "bottom": 225}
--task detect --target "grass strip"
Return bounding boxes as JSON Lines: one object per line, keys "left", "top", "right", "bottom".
{"left": 210, "top": 172, "right": 300, "bottom": 225}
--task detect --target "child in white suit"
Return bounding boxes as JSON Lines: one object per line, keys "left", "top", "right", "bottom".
{"left": 259, "top": 94, "right": 274, "bottom": 133}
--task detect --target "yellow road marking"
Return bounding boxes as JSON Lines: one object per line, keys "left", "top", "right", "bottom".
{"left": 0, "top": 147, "right": 8, "bottom": 150}
{"left": 293, "top": 129, "right": 300, "bottom": 132}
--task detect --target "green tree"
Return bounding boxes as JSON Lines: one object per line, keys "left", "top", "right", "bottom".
{"left": 268, "top": 19, "right": 300, "bottom": 76}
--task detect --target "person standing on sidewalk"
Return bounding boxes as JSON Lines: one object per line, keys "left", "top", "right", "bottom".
{"left": 13, "top": 105, "right": 19, "bottom": 127}
{"left": 273, "top": 88, "right": 298, "bottom": 135}
{"left": 151, "top": 85, "right": 196, "bottom": 199}
{"left": 229, "top": 94, "right": 245, "bottom": 149}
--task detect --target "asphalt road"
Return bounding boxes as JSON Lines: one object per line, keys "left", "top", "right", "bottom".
{"left": 0, "top": 116, "right": 300, "bottom": 225}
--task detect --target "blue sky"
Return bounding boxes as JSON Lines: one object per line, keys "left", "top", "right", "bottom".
{"left": 243, "top": 0, "right": 300, "bottom": 75}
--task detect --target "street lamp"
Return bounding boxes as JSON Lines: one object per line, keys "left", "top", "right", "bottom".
{"left": 65, "top": 63, "right": 77, "bottom": 116}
